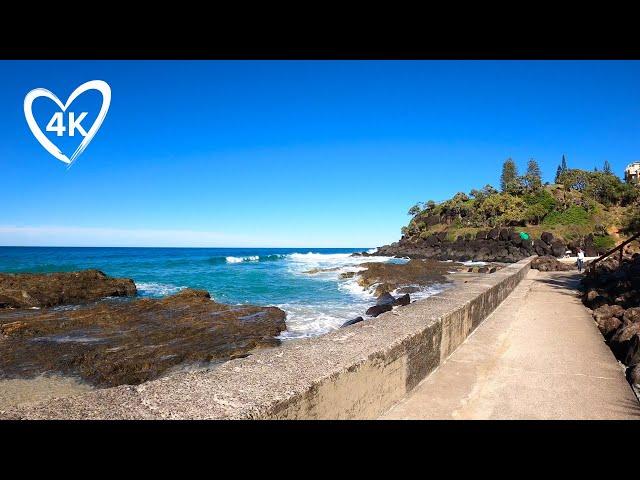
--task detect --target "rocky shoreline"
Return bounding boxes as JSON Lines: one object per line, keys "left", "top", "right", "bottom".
{"left": 374, "top": 229, "right": 603, "bottom": 263}
{"left": 0, "top": 269, "right": 137, "bottom": 309}
{"left": 0, "top": 270, "right": 286, "bottom": 390}
{"left": 1, "top": 258, "right": 501, "bottom": 400}
{"left": 580, "top": 249, "right": 640, "bottom": 394}
{"left": 337, "top": 257, "right": 505, "bottom": 328}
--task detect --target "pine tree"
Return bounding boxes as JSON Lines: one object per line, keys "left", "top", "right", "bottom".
{"left": 555, "top": 154, "right": 568, "bottom": 183}
{"left": 555, "top": 165, "right": 563, "bottom": 183}
{"left": 500, "top": 158, "right": 518, "bottom": 192}
{"left": 524, "top": 158, "right": 542, "bottom": 191}
{"left": 603, "top": 160, "right": 612, "bottom": 175}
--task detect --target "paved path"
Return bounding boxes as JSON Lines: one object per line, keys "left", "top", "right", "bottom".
{"left": 381, "top": 269, "right": 640, "bottom": 420}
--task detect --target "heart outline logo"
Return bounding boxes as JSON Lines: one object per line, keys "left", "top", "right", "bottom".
{"left": 23, "top": 80, "right": 111, "bottom": 167}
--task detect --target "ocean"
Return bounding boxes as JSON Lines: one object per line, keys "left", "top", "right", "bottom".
{"left": 0, "top": 246, "right": 447, "bottom": 339}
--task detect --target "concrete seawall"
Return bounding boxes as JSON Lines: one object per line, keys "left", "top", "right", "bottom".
{"left": 0, "top": 257, "right": 534, "bottom": 420}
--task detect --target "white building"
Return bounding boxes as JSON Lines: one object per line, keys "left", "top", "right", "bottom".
{"left": 625, "top": 162, "right": 640, "bottom": 184}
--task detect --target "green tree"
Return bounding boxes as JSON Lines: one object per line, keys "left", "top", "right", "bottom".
{"left": 407, "top": 203, "right": 422, "bottom": 216}
{"left": 603, "top": 160, "right": 613, "bottom": 175}
{"left": 500, "top": 158, "right": 518, "bottom": 193}
{"left": 558, "top": 168, "right": 589, "bottom": 192}
{"left": 478, "top": 193, "right": 526, "bottom": 227}
{"left": 524, "top": 158, "right": 542, "bottom": 191}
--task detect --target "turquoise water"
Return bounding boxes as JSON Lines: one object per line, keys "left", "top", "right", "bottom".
{"left": 0, "top": 247, "right": 439, "bottom": 338}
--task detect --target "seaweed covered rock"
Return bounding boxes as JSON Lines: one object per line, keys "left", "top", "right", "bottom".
{"left": 0, "top": 270, "right": 136, "bottom": 309}
{"left": 0, "top": 289, "right": 286, "bottom": 387}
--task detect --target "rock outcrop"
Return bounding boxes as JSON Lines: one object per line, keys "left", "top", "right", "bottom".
{"left": 581, "top": 253, "right": 640, "bottom": 391}
{"left": 356, "top": 259, "right": 457, "bottom": 297}
{"left": 0, "top": 270, "right": 136, "bottom": 309}
{"left": 375, "top": 230, "right": 573, "bottom": 263}
{"left": 0, "top": 289, "right": 286, "bottom": 387}
{"left": 531, "top": 256, "right": 574, "bottom": 272}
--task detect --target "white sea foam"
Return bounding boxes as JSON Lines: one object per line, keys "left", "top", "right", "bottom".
{"left": 277, "top": 301, "right": 368, "bottom": 339}
{"left": 135, "top": 282, "right": 185, "bottom": 297}
{"left": 226, "top": 255, "right": 259, "bottom": 263}
{"left": 461, "top": 260, "right": 488, "bottom": 266}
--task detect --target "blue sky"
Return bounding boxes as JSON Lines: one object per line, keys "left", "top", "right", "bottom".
{"left": 1, "top": 60, "right": 639, "bottom": 247}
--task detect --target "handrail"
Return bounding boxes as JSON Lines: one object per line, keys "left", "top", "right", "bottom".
{"left": 587, "top": 230, "right": 640, "bottom": 274}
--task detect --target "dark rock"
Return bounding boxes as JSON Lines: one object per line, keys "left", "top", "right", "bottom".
{"left": 609, "top": 323, "right": 640, "bottom": 364}
{"left": 541, "top": 232, "right": 554, "bottom": 245}
{"left": 489, "top": 267, "right": 497, "bottom": 273}
{"left": 626, "top": 364, "right": 640, "bottom": 387}
{"left": 0, "top": 288, "right": 286, "bottom": 387}
{"left": 623, "top": 307, "right": 640, "bottom": 324}
{"left": 531, "top": 256, "right": 573, "bottom": 272}
{"left": 339, "top": 271, "right": 356, "bottom": 279}
{"left": 597, "top": 316, "right": 622, "bottom": 337}
{"left": 593, "top": 304, "right": 625, "bottom": 322}
{"left": 478, "top": 267, "right": 489, "bottom": 273}
{"left": 533, "top": 239, "right": 551, "bottom": 256}
{"left": 376, "top": 292, "right": 396, "bottom": 306}
{"left": 624, "top": 334, "right": 640, "bottom": 366}
{"left": 341, "top": 316, "right": 364, "bottom": 328}
{"left": 355, "top": 259, "right": 454, "bottom": 297}
{"left": 487, "top": 228, "right": 500, "bottom": 241}
{"left": 393, "top": 293, "right": 411, "bottom": 306}
{"left": 499, "top": 228, "right": 511, "bottom": 241}
{"left": 425, "top": 215, "right": 440, "bottom": 227}
{"left": 0, "top": 270, "right": 136, "bottom": 309}
{"left": 550, "top": 239, "right": 566, "bottom": 258}
{"left": 365, "top": 304, "right": 393, "bottom": 317}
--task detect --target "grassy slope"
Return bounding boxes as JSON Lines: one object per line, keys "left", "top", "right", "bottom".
{"left": 406, "top": 184, "right": 632, "bottom": 248}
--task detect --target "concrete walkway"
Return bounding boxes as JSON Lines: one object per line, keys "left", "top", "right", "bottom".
{"left": 381, "top": 269, "right": 640, "bottom": 420}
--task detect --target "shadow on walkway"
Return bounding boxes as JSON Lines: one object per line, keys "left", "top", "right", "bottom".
{"left": 533, "top": 271, "right": 584, "bottom": 299}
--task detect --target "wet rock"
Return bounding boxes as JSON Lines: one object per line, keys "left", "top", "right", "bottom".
{"left": 341, "top": 317, "right": 364, "bottom": 328}
{"left": 531, "top": 256, "right": 573, "bottom": 272}
{"left": 0, "top": 289, "right": 286, "bottom": 387}
{"left": 489, "top": 267, "right": 497, "bottom": 273}
{"left": 393, "top": 294, "right": 411, "bottom": 306}
{"left": 0, "top": 270, "right": 136, "bottom": 309}
{"left": 478, "top": 266, "right": 489, "bottom": 273}
{"left": 304, "top": 267, "right": 341, "bottom": 274}
{"left": 339, "top": 271, "right": 356, "bottom": 279}
{"left": 376, "top": 292, "right": 396, "bottom": 306}
{"left": 397, "top": 286, "right": 420, "bottom": 294}
{"left": 356, "top": 259, "right": 454, "bottom": 297}
{"left": 365, "top": 304, "right": 393, "bottom": 317}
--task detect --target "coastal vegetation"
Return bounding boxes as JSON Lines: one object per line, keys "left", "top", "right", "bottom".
{"left": 402, "top": 156, "right": 640, "bottom": 249}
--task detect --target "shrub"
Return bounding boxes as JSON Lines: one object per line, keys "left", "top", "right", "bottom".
{"left": 542, "top": 206, "right": 591, "bottom": 226}
{"left": 593, "top": 235, "right": 616, "bottom": 250}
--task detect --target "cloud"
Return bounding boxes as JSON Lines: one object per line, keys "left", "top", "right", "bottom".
{"left": 0, "top": 225, "right": 257, "bottom": 247}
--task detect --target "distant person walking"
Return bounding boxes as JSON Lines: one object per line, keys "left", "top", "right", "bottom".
{"left": 577, "top": 248, "right": 585, "bottom": 272}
